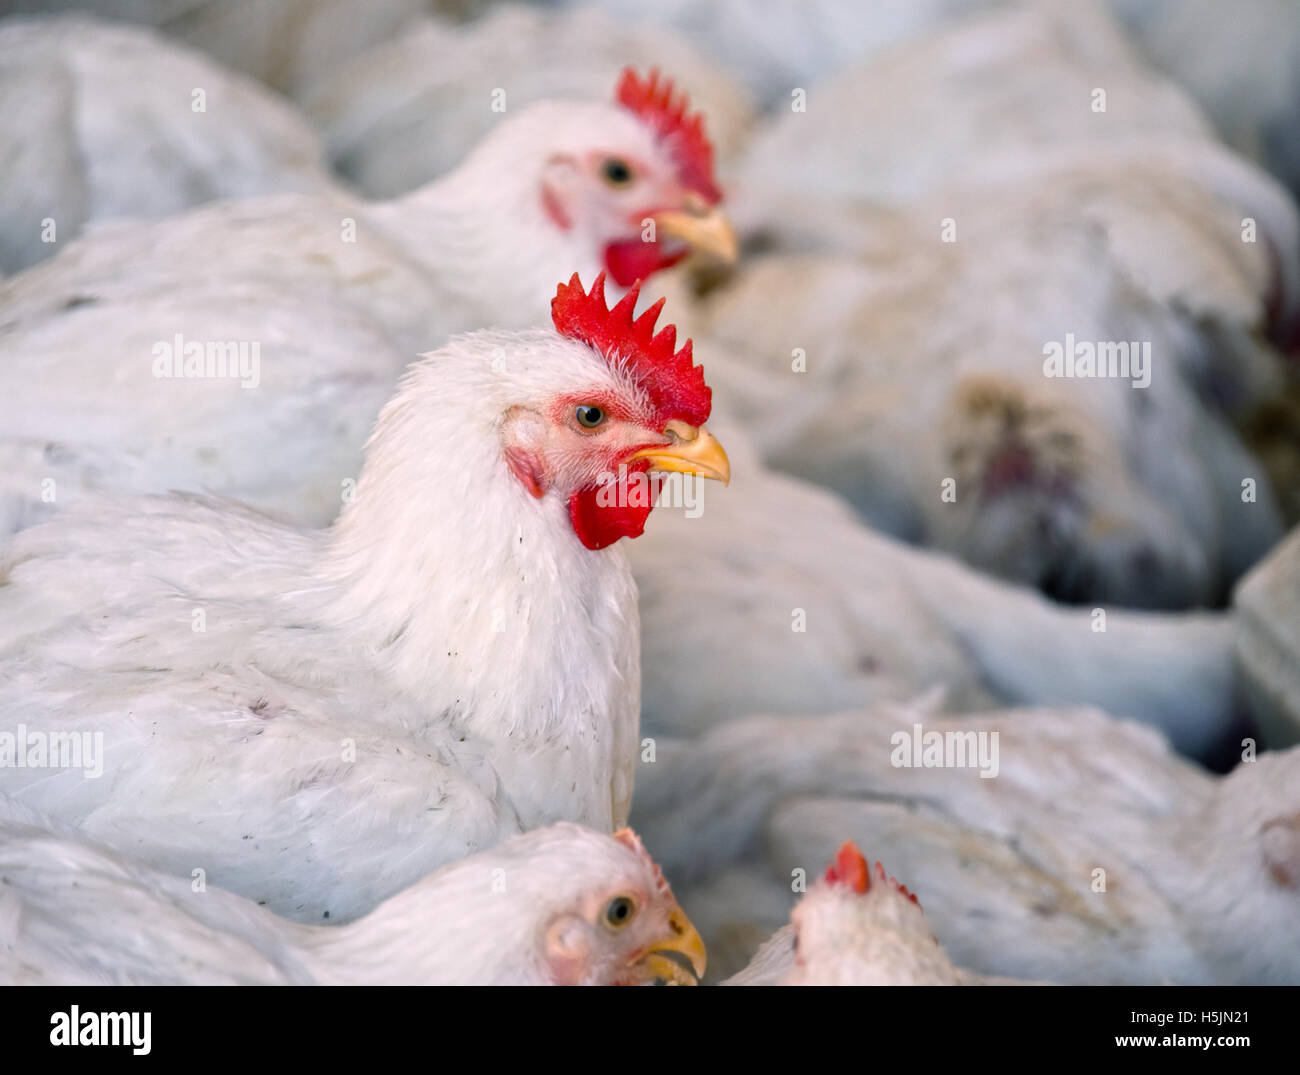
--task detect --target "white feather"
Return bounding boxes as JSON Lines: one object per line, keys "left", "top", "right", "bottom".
{"left": 0, "top": 329, "right": 642, "bottom": 923}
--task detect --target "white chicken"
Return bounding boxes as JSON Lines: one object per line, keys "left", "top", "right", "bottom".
{"left": 0, "top": 810, "right": 707, "bottom": 986}
{"left": 0, "top": 273, "right": 730, "bottom": 922}
{"left": 725, "top": 842, "right": 1017, "bottom": 986}
{"left": 631, "top": 701, "right": 1300, "bottom": 985}
{"left": 0, "top": 14, "right": 333, "bottom": 275}
{"left": 0, "top": 67, "right": 736, "bottom": 533}
{"left": 302, "top": 4, "right": 755, "bottom": 199}
{"left": 728, "top": 0, "right": 1300, "bottom": 349}
{"left": 697, "top": 0, "right": 1300, "bottom": 609}
{"left": 687, "top": 152, "right": 1294, "bottom": 607}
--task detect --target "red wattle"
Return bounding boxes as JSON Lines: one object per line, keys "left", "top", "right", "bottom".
{"left": 568, "top": 460, "right": 656, "bottom": 550}
{"left": 603, "top": 239, "right": 685, "bottom": 289}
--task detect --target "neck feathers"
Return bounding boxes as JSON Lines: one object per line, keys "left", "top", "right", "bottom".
{"left": 369, "top": 117, "right": 603, "bottom": 324}
{"left": 315, "top": 343, "right": 640, "bottom": 828}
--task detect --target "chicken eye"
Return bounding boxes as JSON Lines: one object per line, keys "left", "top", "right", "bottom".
{"left": 575, "top": 405, "right": 606, "bottom": 429}
{"left": 600, "top": 158, "right": 634, "bottom": 188}
{"left": 605, "top": 896, "right": 636, "bottom": 928}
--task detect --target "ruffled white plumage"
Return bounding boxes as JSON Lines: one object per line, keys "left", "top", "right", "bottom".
{"left": 0, "top": 329, "right": 644, "bottom": 922}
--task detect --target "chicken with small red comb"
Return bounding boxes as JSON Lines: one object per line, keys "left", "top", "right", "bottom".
{"left": 0, "top": 273, "right": 729, "bottom": 924}
{"left": 727, "top": 842, "right": 1025, "bottom": 987}
{"left": 0, "top": 67, "right": 735, "bottom": 535}
{"left": 637, "top": 702, "right": 1300, "bottom": 985}
{"left": 0, "top": 814, "right": 707, "bottom": 987}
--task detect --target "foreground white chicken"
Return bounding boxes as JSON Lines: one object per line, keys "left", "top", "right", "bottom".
{"left": 0, "top": 67, "right": 734, "bottom": 533}
{"left": 726, "top": 843, "right": 1008, "bottom": 986}
{"left": 0, "top": 273, "right": 729, "bottom": 922}
{"left": 0, "top": 14, "right": 334, "bottom": 274}
{"left": 632, "top": 702, "right": 1300, "bottom": 984}
{"left": 0, "top": 812, "right": 706, "bottom": 986}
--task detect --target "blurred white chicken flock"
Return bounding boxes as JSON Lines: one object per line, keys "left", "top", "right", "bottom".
{"left": 0, "top": 0, "right": 1298, "bottom": 987}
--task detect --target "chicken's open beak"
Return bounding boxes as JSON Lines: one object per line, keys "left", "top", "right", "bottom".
{"left": 635, "top": 905, "right": 708, "bottom": 985}
{"left": 629, "top": 421, "right": 731, "bottom": 485}
{"left": 653, "top": 194, "right": 738, "bottom": 266}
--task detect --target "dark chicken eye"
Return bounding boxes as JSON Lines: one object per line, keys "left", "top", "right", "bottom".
{"left": 605, "top": 896, "right": 635, "bottom": 928}
{"left": 600, "top": 158, "right": 634, "bottom": 187}
{"left": 575, "top": 405, "right": 606, "bottom": 429}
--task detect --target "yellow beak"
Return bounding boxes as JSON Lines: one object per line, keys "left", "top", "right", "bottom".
{"left": 635, "top": 904, "right": 708, "bottom": 985}
{"left": 654, "top": 194, "right": 738, "bottom": 266}
{"left": 629, "top": 421, "right": 731, "bottom": 485}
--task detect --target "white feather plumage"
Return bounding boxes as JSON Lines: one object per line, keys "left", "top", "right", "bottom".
{"left": 0, "top": 812, "right": 687, "bottom": 985}
{"left": 0, "top": 328, "right": 644, "bottom": 922}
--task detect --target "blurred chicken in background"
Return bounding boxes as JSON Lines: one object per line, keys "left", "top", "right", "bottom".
{"left": 631, "top": 420, "right": 1239, "bottom": 760}
{"left": 0, "top": 0, "right": 433, "bottom": 96}
{"left": 678, "top": 0, "right": 1299, "bottom": 608}
{"left": 0, "top": 15, "right": 335, "bottom": 274}
{"left": 631, "top": 701, "right": 1300, "bottom": 984}
{"left": 684, "top": 155, "right": 1293, "bottom": 607}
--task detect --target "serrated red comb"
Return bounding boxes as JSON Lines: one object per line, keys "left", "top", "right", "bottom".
{"left": 824, "top": 842, "right": 921, "bottom": 907}
{"left": 616, "top": 67, "right": 721, "bottom": 205}
{"left": 551, "top": 271, "right": 712, "bottom": 428}
{"left": 875, "top": 860, "right": 921, "bottom": 907}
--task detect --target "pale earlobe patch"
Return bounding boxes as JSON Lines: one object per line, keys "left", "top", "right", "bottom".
{"left": 544, "top": 915, "right": 592, "bottom": 984}
{"left": 541, "top": 182, "right": 573, "bottom": 231}
{"left": 540, "top": 156, "right": 579, "bottom": 231}
{"left": 502, "top": 406, "right": 550, "bottom": 497}
{"left": 505, "top": 446, "right": 546, "bottom": 498}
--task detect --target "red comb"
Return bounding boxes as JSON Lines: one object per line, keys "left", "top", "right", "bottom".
{"left": 616, "top": 67, "right": 721, "bottom": 205}
{"left": 825, "top": 841, "right": 870, "bottom": 893}
{"left": 824, "top": 842, "right": 921, "bottom": 907}
{"left": 875, "top": 860, "right": 921, "bottom": 907}
{"left": 612, "top": 828, "right": 672, "bottom": 896}
{"left": 552, "top": 272, "right": 711, "bottom": 428}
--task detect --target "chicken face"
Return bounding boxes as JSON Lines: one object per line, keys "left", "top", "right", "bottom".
{"left": 541, "top": 828, "right": 707, "bottom": 985}
{"left": 784, "top": 842, "right": 958, "bottom": 986}
{"left": 791, "top": 842, "right": 927, "bottom": 960}
{"left": 502, "top": 272, "right": 730, "bottom": 550}
{"left": 539, "top": 68, "right": 736, "bottom": 287}
{"left": 503, "top": 400, "right": 728, "bottom": 498}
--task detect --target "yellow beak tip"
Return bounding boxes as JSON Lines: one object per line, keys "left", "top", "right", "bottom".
{"left": 653, "top": 206, "right": 738, "bottom": 266}
{"left": 629, "top": 423, "right": 730, "bottom": 486}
